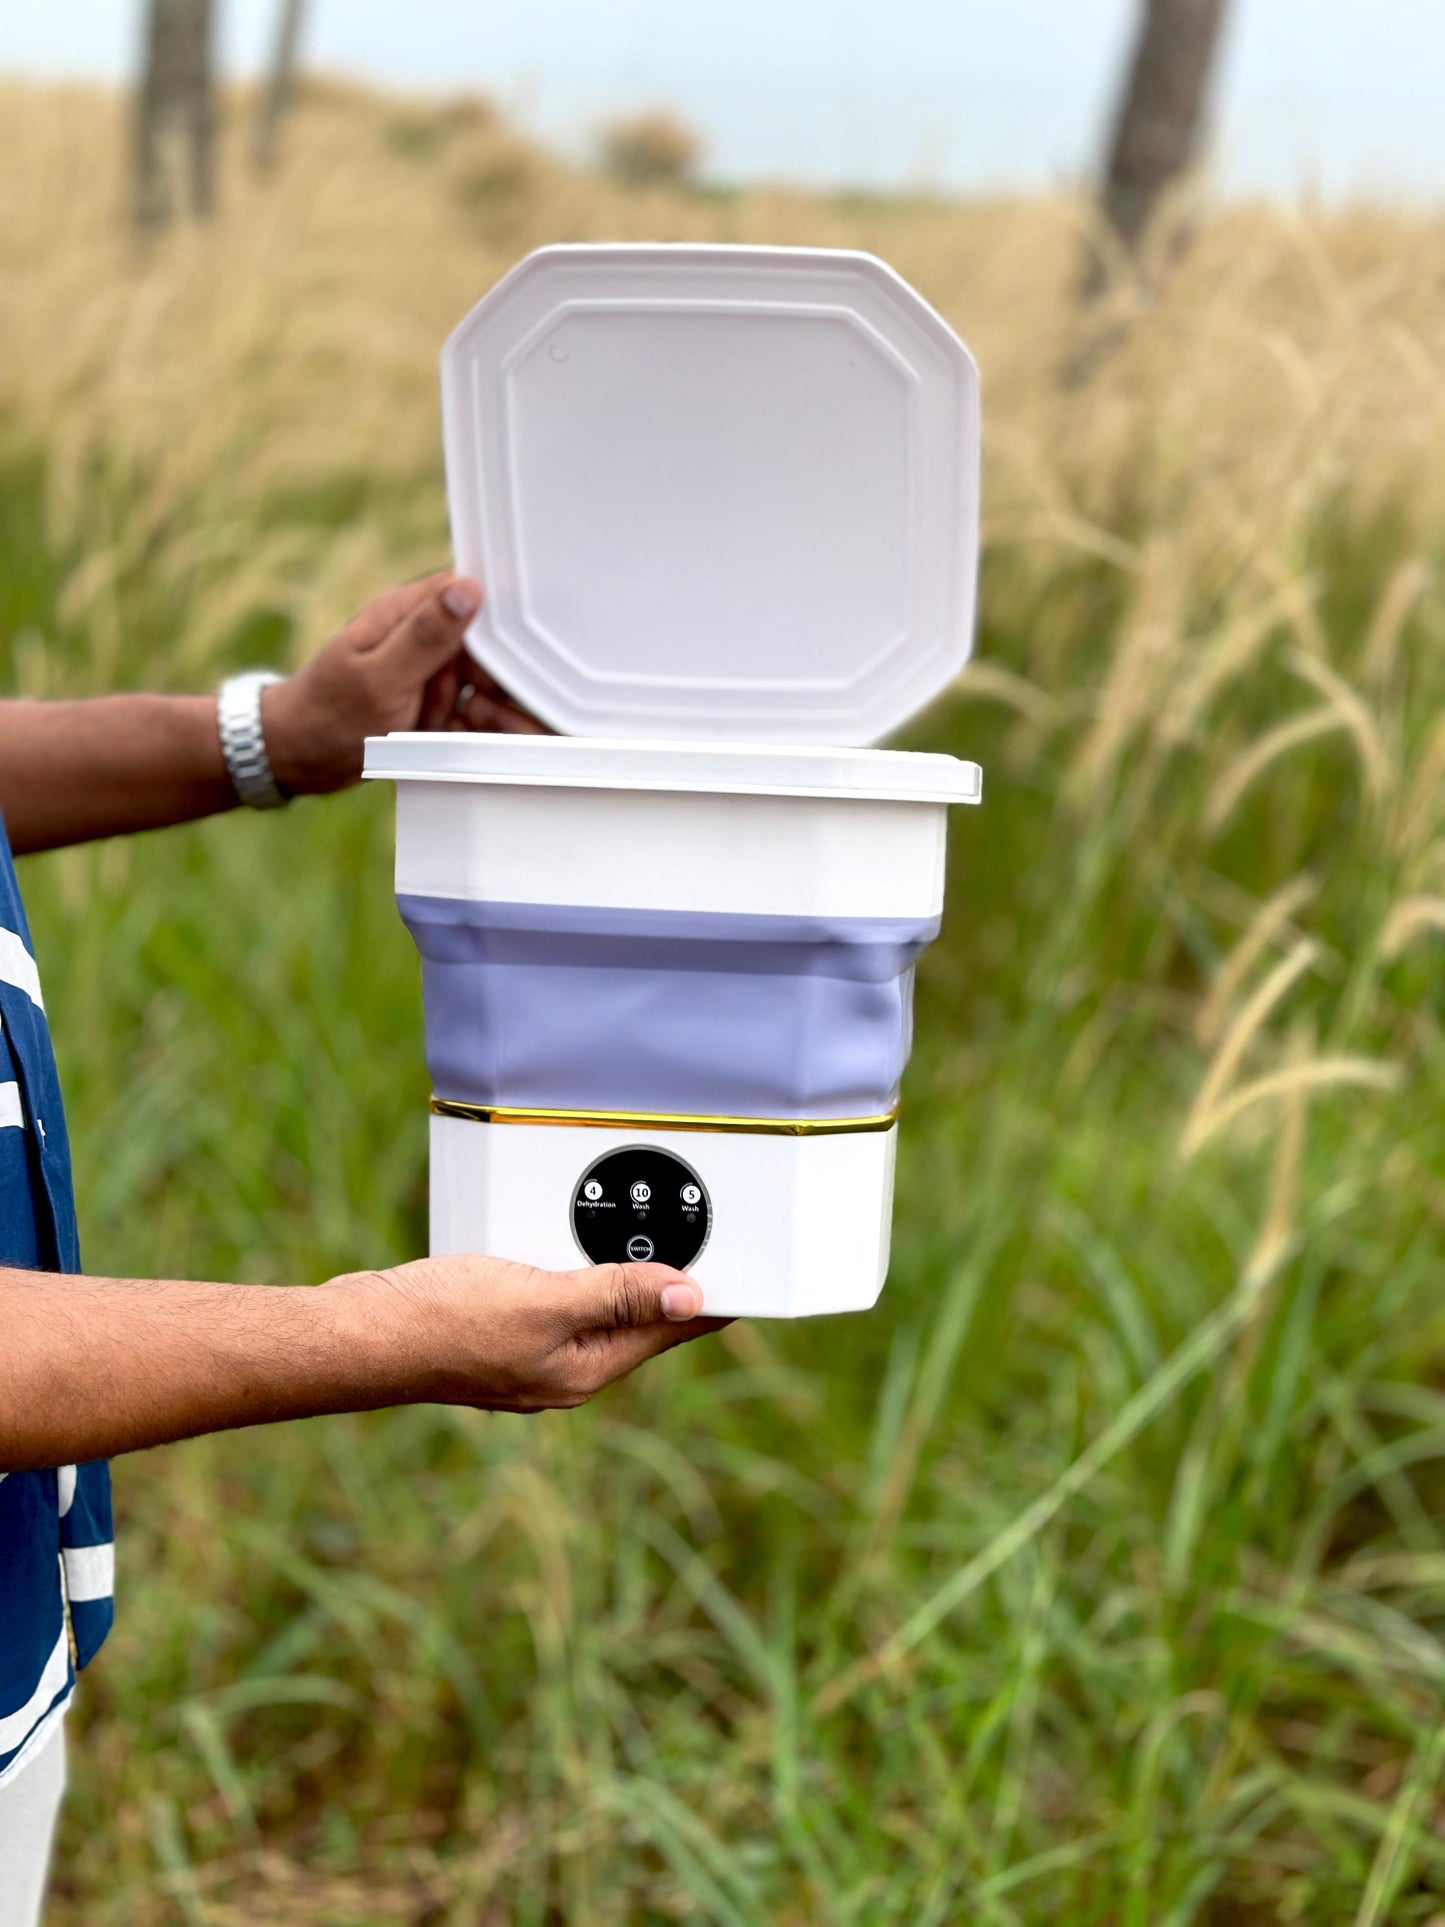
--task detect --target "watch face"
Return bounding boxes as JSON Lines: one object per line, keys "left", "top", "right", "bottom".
{"left": 571, "top": 1146, "right": 711, "bottom": 1270}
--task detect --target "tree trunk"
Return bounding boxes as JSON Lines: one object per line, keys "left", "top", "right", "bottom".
{"left": 1098, "top": 0, "right": 1228, "bottom": 260}
{"left": 252, "top": 0, "right": 307, "bottom": 176}
{"left": 134, "top": 0, "right": 217, "bottom": 233}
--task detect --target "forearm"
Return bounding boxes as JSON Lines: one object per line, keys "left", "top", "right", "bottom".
{"left": 0, "top": 696, "right": 238, "bottom": 854}
{"left": 0, "top": 1267, "right": 412, "bottom": 1468}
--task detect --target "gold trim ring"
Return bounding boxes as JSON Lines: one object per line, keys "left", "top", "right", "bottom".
{"left": 428, "top": 1097, "right": 899, "bottom": 1138}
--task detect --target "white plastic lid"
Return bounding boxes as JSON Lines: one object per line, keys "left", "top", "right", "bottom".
{"left": 364, "top": 733, "right": 981, "bottom": 804}
{"left": 441, "top": 244, "right": 980, "bottom": 746}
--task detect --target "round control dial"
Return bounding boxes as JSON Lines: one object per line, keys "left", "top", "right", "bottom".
{"left": 572, "top": 1147, "right": 711, "bottom": 1270}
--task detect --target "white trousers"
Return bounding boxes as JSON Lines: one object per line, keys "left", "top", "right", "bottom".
{"left": 0, "top": 1719, "right": 65, "bottom": 1927}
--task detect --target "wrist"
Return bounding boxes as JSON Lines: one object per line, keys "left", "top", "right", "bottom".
{"left": 260, "top": 675, "right": 364, "bottom": 797}
{"left": 257, "top": 678, "right": 295, "bottom": 794}
{"left": 316, "top": 1269, "right": 441, "bottom": 1408}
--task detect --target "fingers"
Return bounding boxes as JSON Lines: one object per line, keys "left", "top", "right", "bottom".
{"left": 417, "top": 655, "right": 465, "bottom": 733}
{"left": 341, "top": 572, "right": 548, "bottom": 738}
{"left": 535, "top": 1260, "right": 719, "bottom": 1385}
{"left": 545, "top": 1260, "right": 703, "bottom": 1334}
{"left": 589, "top": 1309, "right": 731, "bottom": 1379}
{"left": 428, "top": 661, "right": 550, "bottom": 736}
{"left": 341, "top": 572, "right": 451, "bottom": 649}
{"left": 370, "top": 576, "right": 483, "bottom": 680}
{"left": 452, "top": 689, "right": 550, "bottom": 734}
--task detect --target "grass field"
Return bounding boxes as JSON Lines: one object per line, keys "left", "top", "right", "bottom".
{"left": 6, "top": 80, "right": 1445, "bottom": 1924}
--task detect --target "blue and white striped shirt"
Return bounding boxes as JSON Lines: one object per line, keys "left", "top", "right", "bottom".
{"left": 0, "top": 819, "right": 113, "bottom": 1789}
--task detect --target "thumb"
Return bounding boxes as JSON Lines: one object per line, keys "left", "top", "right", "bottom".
{"left": 564, "top": 1262, "right": 704, "bottom": 1334}
{"left": 547, "top": 1263, "right": 727, "bottom": 1391}
{"left": 371, "top": 574, "right": 483, "bottom": 678}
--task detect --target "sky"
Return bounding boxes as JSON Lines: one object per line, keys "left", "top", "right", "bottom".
{"left": 4, "top": 1, "right": 1445, "bottom": 201}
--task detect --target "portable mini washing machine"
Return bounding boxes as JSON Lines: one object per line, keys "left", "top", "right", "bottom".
{"left": 364, "top": 243, "right": 982, "bottom": 1318}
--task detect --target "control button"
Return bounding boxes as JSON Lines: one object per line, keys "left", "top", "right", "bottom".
{"left": 630, "top": 1180, "right": 652, "bottom": 1205}
{"left": 583, "top": 1180, "right": 603, "bottom": 1202}
{"left": 680, "top": 1183, "right": 702, "bottom": 1206}
{"left": 626, "top": 1234, "right": 656, "bottom": 1261}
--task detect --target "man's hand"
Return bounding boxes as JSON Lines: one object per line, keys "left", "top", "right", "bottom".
{"left": 0, "top": 569, "right": 544, "bottom": 852}
{"left": 262, "top": 571, "right": 545, "bottom": 797}
{"left": 341, "top": 1257, "right": 719, "bottom": 1414}
{"left": 0, "top": 1257, "right": 721, "bottom": 1469}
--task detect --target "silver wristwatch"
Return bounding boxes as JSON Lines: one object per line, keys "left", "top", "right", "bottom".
{"left": 217, "top": 671, "right": 290, "bottom": 810}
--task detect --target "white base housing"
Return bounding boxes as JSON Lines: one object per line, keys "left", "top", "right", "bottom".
{"left": 429, "top": 1113, "right": 897, "bottom": 1319}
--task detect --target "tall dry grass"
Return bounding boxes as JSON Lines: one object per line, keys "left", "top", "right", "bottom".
{"left": 5, "top": 79, "right": 1445, "bottom": 1923}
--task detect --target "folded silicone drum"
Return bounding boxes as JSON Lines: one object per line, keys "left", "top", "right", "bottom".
{"left": 398, "top": 896, "right": 940, "bottom": 1123}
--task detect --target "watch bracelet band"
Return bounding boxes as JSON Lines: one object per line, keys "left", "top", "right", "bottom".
{"left": 217, "top": 671, "right": 290, "bottom": 810}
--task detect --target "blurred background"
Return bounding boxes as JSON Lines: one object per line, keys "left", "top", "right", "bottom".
{"left": 6, "top": 4, "right": 1445, "bottom": 1922}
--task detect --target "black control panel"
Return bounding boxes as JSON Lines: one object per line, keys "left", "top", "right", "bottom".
{"left": 571, "top": 1146, "right": 711, "bottom": 1270}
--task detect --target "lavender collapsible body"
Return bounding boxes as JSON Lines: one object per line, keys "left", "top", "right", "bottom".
{"left": 398, "top": 896, "right": 939, "bottom": 1124}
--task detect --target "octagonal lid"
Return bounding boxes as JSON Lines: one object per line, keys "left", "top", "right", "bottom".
{"left": 441, "top": 244, "right": 979, "bottom": 745}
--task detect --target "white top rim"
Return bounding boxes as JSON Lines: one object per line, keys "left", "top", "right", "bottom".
{"left": 363, "top": 734, "right": 981, "bottom": 805}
